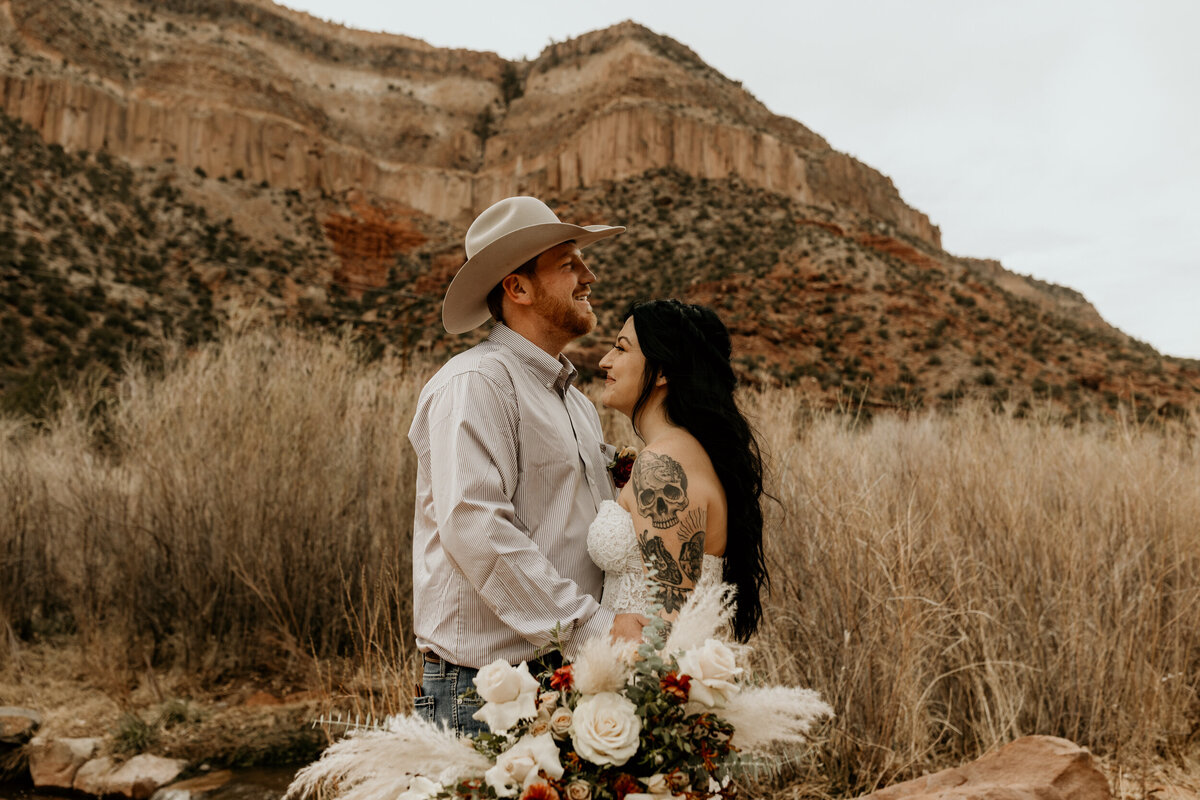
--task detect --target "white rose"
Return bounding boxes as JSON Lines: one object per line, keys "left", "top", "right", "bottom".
{"left": 483, "top": 733, "right": 564, "bottom": 797}
{"left": 474, "top": 659, "right": 538, "bottom": 704}
{"left": 549, "top": 706, "right": 573, "bottom": 738}
{"left": 625, "top": 778, "right": 684, "bottom": 800}
{"left": 645, "top": 774, "right": 671, "bottom": 794}
{"left": 539, "top": 690, "right": 560, "bottom": 712}
{"left": 472, "top": 660, "right": 540, "bottom": 733}
{"left": 675, "top": 639, "right": 743, "bottom": 708}
{"left": 396, "top": 776, "right": 443, "bottom": 800}
{"left": 569, "top": 692, "right": 641, "bottom": 766}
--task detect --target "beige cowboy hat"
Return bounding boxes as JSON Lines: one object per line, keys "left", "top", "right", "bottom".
{"left": 442, "top": 196, "right": 625, "bottom": 334}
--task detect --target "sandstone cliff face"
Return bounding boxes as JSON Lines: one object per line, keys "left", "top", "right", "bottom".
{"left": 0, "top": 0, "right": 938, "bottom": 244}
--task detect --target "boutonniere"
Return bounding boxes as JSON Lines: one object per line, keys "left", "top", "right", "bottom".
{"left": 607, "top": 446, "right": 638, "bottom": 489}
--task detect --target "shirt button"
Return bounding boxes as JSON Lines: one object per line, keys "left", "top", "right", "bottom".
{"left": 546, "top": 382, "right": 553, "bottom": 389}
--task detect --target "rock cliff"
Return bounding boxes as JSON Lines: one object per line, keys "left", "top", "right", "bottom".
{"left": 0, "top": 0, "right": 937, "bottom": 243}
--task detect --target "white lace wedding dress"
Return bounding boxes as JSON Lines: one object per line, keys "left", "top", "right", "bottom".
{"left": 587, "top": 499, "right": 724, "bottom": 614}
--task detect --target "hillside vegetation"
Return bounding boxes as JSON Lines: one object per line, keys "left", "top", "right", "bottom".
{"left": 2, "top": 111, "right": 1197, "bottom": 423}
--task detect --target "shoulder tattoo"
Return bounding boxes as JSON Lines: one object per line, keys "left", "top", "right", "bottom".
{"left": 632, "top": 451, "right": 689, "bottom": 529}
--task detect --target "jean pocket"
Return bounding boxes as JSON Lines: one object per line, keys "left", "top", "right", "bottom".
{"left": 413, "top": 694, "right": 435, "bottom": 724}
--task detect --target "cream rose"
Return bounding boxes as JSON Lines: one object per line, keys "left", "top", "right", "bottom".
{"left": 538, "top": 690, "right": 560, "bottom": 712}
{"left": 473, "top": 660, "right": 540, "bottom": 733}
{"left": 483, "top": 733, "right": 564, "bottom": 798}
{"left": 396, "top": 776, "right": 443, "bottom": 800}
{"left": 569, "top": 692, "right": 641, "bottom": 766}
{"left": 528, "top": 709, "right": 552, "bottom": 737}
{"left": 565, "top": 780, "right": 592, "bottom": 800}
{"left": 549, "top": 706, "right": 573, "bottom": 738}
{"left": 625, "top": 776, "right": 684, "bottom": 800}
{"left": 675, "top": 639, "right": 743, "bottom": 708}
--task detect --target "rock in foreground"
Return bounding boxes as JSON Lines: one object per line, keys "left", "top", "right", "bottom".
{"left": 0, "top": 707, "right": 41, "bottom": 745}
{"left": 857, "top": 736, "right": 1110, "bottom": 800}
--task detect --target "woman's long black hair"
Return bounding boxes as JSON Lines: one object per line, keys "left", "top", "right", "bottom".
{"left": 626, "top": 299, "right": 768, "bottom": 642}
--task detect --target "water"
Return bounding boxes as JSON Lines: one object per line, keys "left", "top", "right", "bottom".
{"left": 0, "top": 767, "right": 298, "bottom": 800}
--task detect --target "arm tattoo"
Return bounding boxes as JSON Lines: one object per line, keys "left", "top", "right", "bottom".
{"left": 638, "top": 515, "right": 705, "bottom": 613}
{"left": 678, "top": 509, "right": 706, "bottom": 583}
{"left": 632, "top": 451, "right": 689, "bottom": 529}
{"left": 655, "top": 585, "right": 690, "bottom": 614}
{"left": 679, "top": 533, "right": 704, "bottom": 584}
{"left": 637, "top": 531, "right": 682, "bottom": 585}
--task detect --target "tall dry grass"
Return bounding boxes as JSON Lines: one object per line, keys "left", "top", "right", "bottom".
{"left": 747, "top": 392, "right": 1200, "bottom": 793}
{"left": 1, "top": 321, "right": 428, "bottom": 684}
{"left": 2, "top": 324, "right": 1198, "bottom": 793}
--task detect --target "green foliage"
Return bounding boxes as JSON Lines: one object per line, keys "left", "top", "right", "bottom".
{"left": 500, "top": 63, "right": 524, "bottom": 106}
{"left": 112, "top": 713, "right": 158, "bottom": 756}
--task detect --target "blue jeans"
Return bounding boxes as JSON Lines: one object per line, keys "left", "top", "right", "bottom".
{"left": 415, "top": 658, "right": 487, "bottom": 738}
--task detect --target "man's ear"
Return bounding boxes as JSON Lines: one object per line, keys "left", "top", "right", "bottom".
{"left": 501, "top": 272, "right": 535, "bottom": 307}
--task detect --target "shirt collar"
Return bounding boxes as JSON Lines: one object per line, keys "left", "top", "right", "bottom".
{"left": 488, "top": 324, "right": 578, "bottom": 393}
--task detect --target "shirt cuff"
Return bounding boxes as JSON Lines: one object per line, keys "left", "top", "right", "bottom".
{"left": 564, "top": 605, "right": 616, "bottom": 660}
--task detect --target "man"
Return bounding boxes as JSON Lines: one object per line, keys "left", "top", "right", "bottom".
{"left": 409, "top": 196, "right": 645, "bottom": 735}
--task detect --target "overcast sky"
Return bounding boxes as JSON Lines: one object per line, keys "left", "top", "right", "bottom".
{"left": 280, "top": 0, "right": 1200, "bottom": 359}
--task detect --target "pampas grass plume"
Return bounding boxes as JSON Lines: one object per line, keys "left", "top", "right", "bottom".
{"left": 663, "top": 580, "right": 736, "bottom": 655}
{"left": 721, "top": 687, "right": 834, "bottom": 753}
{"left": 572, "top": 635, "right": 637, "bottom": 695}
{"left": 285, "top": 715, "right": 489, "bottom": 800}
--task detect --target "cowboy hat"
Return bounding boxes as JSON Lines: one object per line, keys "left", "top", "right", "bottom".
{"left": 442, "top": 196, "right": 625, "bottom": 334}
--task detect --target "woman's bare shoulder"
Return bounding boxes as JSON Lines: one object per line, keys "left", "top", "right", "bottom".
{"left": 628, "top": 434, "right": 720, "bottom": 516}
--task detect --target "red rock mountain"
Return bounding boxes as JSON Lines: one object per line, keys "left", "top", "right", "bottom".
{"left": 1, "top": 0, "right": 1196, "bottom": 418}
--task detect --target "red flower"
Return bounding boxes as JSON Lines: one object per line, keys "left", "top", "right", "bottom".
{"left": 550, "top": 664, "right": 574, "bottom": 691}
{"left": 608, "top": 447, "right": 637, "bottom": 489}
{"left": 611, "top": 774, "right": 641, "bottom": 800}
{"left": 659, "top": 671, "right": 691, "bottom": 703}
{"left": 520, "top": 781, "right": 561, "bottom": 800}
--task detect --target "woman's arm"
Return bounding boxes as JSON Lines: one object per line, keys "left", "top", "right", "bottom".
{"left": 626, "top": 448, "right": 708, "bottom": 621}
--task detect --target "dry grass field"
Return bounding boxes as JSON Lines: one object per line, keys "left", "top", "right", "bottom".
{"left": 2, "top": 322, "right": 1199, "bottom": 796}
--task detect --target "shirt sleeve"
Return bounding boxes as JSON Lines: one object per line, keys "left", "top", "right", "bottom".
{"left": 425, "top": 370, "right": 615, "bottom": 654}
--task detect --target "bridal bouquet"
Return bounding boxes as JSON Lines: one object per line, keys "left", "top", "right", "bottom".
{"left": 287, "top": 583, "right": 831, "bottom": 800}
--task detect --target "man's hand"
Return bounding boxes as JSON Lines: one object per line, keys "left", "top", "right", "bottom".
{"left": 611, "top": 613, "right": 649, "bottom": 642}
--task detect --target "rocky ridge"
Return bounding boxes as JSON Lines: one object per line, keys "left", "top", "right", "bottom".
{"left": 0, "top": 0, "right": 1197, "bottom": 418}
{"left": 0, "top": 0, "right": 937, "bottom": 244}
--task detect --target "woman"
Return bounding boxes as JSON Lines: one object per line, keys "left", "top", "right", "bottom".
{"left": 588, "top": 299, "right": 768, "bottom": 642}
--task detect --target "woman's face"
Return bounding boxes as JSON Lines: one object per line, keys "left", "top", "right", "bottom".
{"left": 598, "top": 317, "right": 647, "bottom": 417}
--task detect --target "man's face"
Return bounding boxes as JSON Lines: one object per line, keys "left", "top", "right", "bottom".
{"left": 527, "top": 242, "right": 597, "bottom": 338}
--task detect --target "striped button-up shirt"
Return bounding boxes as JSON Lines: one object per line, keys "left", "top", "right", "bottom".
{"left": 409, "top": 324, "right": 617, "bottom": 668}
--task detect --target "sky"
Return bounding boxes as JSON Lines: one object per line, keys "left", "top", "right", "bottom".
{"left": 280, "top": 0, "right": 1200, "bottom": 359}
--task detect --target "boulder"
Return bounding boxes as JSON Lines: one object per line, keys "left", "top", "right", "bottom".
{"left": 75, "top": 754, "right": 188, "bottom": 799}
{"left": 0, "top": 707, "right": 41, "bottom": 745}
{"left": 856, "top": 736, "right": 1111, "bottom": 800}
{"left": 74, "top": 756, "right": 118, "bottom": 795}
{"left": 28, "top": 736, "right": 101, "bottom": 788}
{"left": 151, "top": 770, "right": 233, "bottom": 800}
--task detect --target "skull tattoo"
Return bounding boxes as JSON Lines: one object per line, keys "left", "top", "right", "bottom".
{"left": 633, "top": 452, "right": 689, "bottom": 529}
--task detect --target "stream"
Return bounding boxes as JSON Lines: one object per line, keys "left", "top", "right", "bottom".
{"left": 0, "top": 766, "right": 299, "bottom": 800}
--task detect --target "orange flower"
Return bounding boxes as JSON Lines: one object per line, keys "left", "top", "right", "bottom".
{"left": 550, "top": 664, "right": 574, "bottom": 691}
{"left": 659, "top": 671, "right": 691, "bottom": 703}
{"left": 665, "top": 770, "right": 689, "bottom": 792}
{"left": 520, "top": 781, "right": 561, "bottom": 800}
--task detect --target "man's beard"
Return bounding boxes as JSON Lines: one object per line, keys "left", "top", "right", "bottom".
{"left": 531, "top": 284, "right": 595, "bottom": 338}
